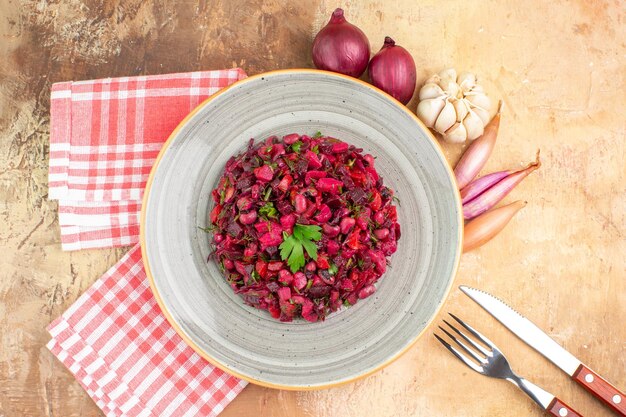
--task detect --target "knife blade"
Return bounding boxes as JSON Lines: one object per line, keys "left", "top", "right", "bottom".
{"left": 460, "top": 285, "right": 626, "bottom": 416}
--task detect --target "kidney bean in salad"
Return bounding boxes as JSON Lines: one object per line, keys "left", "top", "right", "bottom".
{"left": 209, "top": 133, "right": 400, "bottom": 322}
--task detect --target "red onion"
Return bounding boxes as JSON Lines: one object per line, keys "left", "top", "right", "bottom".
{"left": 312, "top": 8, "right": 370, "bottom": 78}
{"left": 368, "top": 37, "right": 417, "bottom": 104}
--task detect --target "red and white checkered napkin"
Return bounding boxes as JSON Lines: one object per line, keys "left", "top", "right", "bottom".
{"left": 47, "top": 244, "right": 248, "bottom": 417}
{"left": 48, "top": 69, "right": 247, "bottom": 250}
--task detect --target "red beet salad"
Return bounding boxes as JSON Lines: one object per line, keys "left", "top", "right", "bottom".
{"left": 209, "top": 133, "right": 400, "bottom": 322}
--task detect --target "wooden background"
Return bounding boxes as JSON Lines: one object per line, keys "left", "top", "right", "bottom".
{"left": 0, "top": 0, "right": 624, "bottom": 416}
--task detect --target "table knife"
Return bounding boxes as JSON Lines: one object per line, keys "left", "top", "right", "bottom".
{"left": 460, "top": 285, "right": 626, "bottom": 416}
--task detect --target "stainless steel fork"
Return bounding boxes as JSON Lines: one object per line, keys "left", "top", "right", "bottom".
{"left": 435, "top": 313, "right": 582, "bottom": 417}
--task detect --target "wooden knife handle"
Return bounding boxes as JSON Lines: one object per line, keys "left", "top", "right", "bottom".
{"left": 547, "top": 397, "right": 583, "bottom": 417}
{"left": 573, "top": 364, "right": 626, "bottom": 416}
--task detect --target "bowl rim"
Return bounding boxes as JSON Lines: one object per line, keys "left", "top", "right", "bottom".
{"left": 140, "top": 68, "right": 463, "bottom": 390}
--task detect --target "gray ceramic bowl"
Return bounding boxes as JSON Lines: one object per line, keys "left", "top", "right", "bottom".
{"left": 141, "top": 69, "right": 462, "bottom": 390}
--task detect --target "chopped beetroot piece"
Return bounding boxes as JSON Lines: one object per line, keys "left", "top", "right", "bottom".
{"left": 280, "top": 213, "right": 296, "bottom": 229}
{"left": 331, "top": 142, "right": 349, "bottom": 153}
{"left": 259, "top": 232, "right": 282, "bottom": 249}
{"left": 358, "top": 285, "right": 376, "bottom": 299}
{"left": 305, "top": 150, "right": 322, "bottom": 169}
{"left": 340, "top": 279, "right": 354, "bottom": 291}
{"left": 277, "top": 286, "right": 291, "bottom": 302}
{"left": 374, "top": 228, "right": 390, "bottom": 240}
{"left": 326, "top": 240, "right": 340, "bottom": 256}
{"left": 283, "top": 133, "right": 300, "bottom": 144}
{"left": 243, "top": 243, "right": 257, "bottom": 258}
{"left": 237, "top": 197, "right": 253, "bottom": 211}
{"left": 294, "top": 194, "right": 307, "bottom": 214}
{"left": 315, "top": 255, "right": 330, "bottom": 270}
{"left": 323, "top": 224, "right": 340, "bottom": 238}
{"left": 305, "top": 261, "right": 317, "bottom": 272}
{"left": 316, "top": 178, "right": 343, "bottom": 194}
{"left": 314, "top": 205, "right": 332, "bottom": 223}
{"left": 267, "top": 261, "right": 284, "bottom": 272}
{"left": 254, "top": 165, "right": 274, "bottom": 182}
{"left": 271, "top": 143, "right": 285, "bottom": 158}
{"left": 293, "top": 272, "right": 307, "bottom": 290}
{"left": 277, "top": 174, "right": 293, "bottom": 192}
{"left": 239, "top": 211, "right": 257, "bottom": 225}
{"left": 305, "top": 170, "right": 327, "bottom": 185}
{"left": 340, "top": 217, "right": 356, "bottom": 234}
{"left": 278, "top": 270, "right": 293, "bottom": 286}
{"left": 210, "top": 205, "right": 222, "bottom": 224}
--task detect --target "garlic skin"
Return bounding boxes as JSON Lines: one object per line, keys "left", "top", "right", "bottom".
{"left": 415, "top": 68, "right": 492, "bottom": 143}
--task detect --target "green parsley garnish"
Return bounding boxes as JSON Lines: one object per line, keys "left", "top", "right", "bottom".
{"left": 291, "top": 140, "right": 303, "bottom": 153}
{"left": 259, "top": 202, "right": 278, "bottom": 220}
{"left": 313, "top": 131, "right": 323, "bottom": 138}
{"left": 263, "top": 186, "right": 272, "bottom": 201}
{"left": 279, "top": 223, "right": 322, "bottom": 273}
{"left": 311, "top": 145, "right": 319, "bottom": 154}
{"left": 328, "top": 262, "right": 338, "bottom": 276}
{"left": 392, "top": 195, "right": 401, "bottom": 206}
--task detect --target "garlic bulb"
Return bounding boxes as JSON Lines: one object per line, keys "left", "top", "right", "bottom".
{"left": 416, "top": 68, "right": 492, "bottom": 143}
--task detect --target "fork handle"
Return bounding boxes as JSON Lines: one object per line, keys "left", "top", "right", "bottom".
{"left": 573, "top": 364, "right": 626, "bottom": 416}
{"left": 547, "top": 398, "right": 582, "bottom": 417}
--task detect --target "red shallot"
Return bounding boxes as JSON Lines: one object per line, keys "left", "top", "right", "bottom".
{"left": 463, "top": 151, "right": 541, "bottom": 220}
{"left": 368, "top": 37, "right": 417, "bottom": 104}
{"left": 460, "top": 170, "right": 509, "bottom": 204}
{"left": 454, "top": 101, "right": 503, "bottom": 189}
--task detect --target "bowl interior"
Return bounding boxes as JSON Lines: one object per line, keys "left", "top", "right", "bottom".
{"left": 142, "top": 70, "right": 461, "bottom": 389}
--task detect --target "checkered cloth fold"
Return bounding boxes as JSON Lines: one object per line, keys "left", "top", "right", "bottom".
{"left": 47, "top": 69, "right": 249, "bottom": 417}
{"left": 49, "top": 69, "right": 247, "bottom": 250}
{"left": 47, "top": 244, "right": 247, "bottom": 417}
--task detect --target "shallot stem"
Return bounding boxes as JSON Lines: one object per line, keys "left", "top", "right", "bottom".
{"left": 463, "top": 200, "right": 526, "bottom": 253}
{"left": 462, "top": 150, "right": 541, "bottom": 220}
{"left": 454, "top": 100, "right": 503, "bottom": 189}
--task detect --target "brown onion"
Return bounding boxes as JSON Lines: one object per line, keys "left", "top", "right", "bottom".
{"left": 368, "top": 37, "right": 417, "bottom": 104}
{"left": 312, "top": 8, "right": 370, "bottom": 78}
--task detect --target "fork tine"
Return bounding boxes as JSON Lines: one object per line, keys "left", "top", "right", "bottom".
{"left": 434, "top": 333, "right": 484, "bottom": 374}
{"left": 438, "top": 326, "right": 486, "bottom": 364}
{"left": 443, "top": 319, "right": 491, "bottom": 357}
{"left": 448, "top": 313, "right": 496, "bottom": 350}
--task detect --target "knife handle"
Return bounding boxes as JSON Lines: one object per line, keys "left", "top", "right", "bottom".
{"left": 547, "top": 397, "right": 583, "bottom": 417}
{"left": 573, "top": 364, "right": 626, "bottom": 416}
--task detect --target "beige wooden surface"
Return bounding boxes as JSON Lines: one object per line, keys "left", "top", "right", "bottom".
{"left": 0, "top": 0, "right": 624, "bottom": 416}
